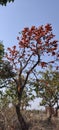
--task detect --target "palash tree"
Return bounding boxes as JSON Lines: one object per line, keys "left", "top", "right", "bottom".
{"left": 0, "top": 24, "right": 59, "bottom": 130}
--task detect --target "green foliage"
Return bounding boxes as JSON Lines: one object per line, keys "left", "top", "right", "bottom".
{"left": 0, "top": 61, "right": 16, "bottom": 79}
{"left": 0, "top": 42, "right": 4, "bottom": 61}
{"left": 21, "top": 88, "right": 31, "bottom": 110}
{"left": 0, "top": 0, "right": 14, "bottom": 6}
{"left": 0, "top": 82, "right": 33, "bottom": 110}
{"left": 38, "top": 67, "right": 59, "bottom": 108}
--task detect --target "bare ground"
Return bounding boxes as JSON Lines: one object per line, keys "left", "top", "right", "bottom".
{"left": 0, "top": 107, "right": 59, "bottom": 130}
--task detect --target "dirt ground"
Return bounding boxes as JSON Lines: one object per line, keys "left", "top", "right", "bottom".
{"left": 0, "top": 107, "right": 59, "bottom": 130}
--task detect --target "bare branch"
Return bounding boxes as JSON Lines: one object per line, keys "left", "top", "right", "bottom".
{"left": 22, "top": 53, "right": 33, "bottom": 71}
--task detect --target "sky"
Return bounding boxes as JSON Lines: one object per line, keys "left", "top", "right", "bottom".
{"left": 0, "top": 0, "right": 59, "bottom": 49}
{"left": 0, "top": 0, "right": 59, "bottom": 109}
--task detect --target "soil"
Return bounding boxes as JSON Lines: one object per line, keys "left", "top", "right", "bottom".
{"left": 0, "top": 107, "right": 59, "bottom": 130}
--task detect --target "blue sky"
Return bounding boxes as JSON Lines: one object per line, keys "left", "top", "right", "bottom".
{"left": 0, "top": 0, "right": 59, "bottom": 109}
{"left": 0, "top": 0, "right": 59, "bottom": 49}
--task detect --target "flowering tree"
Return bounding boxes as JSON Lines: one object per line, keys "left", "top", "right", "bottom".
{"left": 0, "top": 24, "right": 59, "bottom": 130}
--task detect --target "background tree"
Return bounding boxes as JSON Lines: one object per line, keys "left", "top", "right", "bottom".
{"left": 37, "top": 66, "right": 59, "bottom": 120}
{"left": 0, "top": 24, "right": 59, "bottom": 130}
{"left": 0, "top": 42, "right": 4, "bottom": 106}
{"left": 0, "top": 0, "right": 14, "bottom": 6}
{"left": 0, "top": 42, "right": 4, "bottom": 61}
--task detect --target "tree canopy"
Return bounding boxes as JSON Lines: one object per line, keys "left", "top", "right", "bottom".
{"left": 39, "top": 67, "right": 59, "bottom": 108}
{"left": 0, "top": 0, "right": 14, "bottom": 6}
{"left": 0, "top": 24, "right": 59, "bottom": 130}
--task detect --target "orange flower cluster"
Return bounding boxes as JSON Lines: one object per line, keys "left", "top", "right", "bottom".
{"left": 6, "top": 24, "right": 58, "bottom": 69}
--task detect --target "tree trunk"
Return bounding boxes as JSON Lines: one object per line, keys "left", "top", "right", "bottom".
{"left": 48, "top": 114, "right": 52, "bottom": 122}
{"left": 15, "top": 104, "right": 28, "bottom": 130}
{"left": 55, "top": 108, "right": 58, "bottom": 117}
{"left": 15, "top": 82, "right": 29, "bottom": 130}
{"left": 47, "top": 106, "right": 52, "bottom": 122}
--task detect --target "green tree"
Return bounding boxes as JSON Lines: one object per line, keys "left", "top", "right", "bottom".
{"left": 0, "top": 24, "right": 59, "bottom": 130}
{"left": 0, "top": 42, "right": 4, "bottom": 61}
{"left": 38, "top": 66, "right": 59, "bottom": 120}
{"left": 0, "top": 0, "right": 14, "bottom": 6}
{"left": 0, "top": 42, "right": 4, "bottom": 106}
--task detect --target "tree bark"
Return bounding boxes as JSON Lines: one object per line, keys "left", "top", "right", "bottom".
{"left": 55, "top": 108, "right": 58, "bottom": 117}
{"left": 15, "top": 104, "right": 28, "bottom": 130}
{"left": 15, "top": 82, "right": 29, "bottom": 130}
{"left": 48, "top": 106, "right": 52, "bottom": 122}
